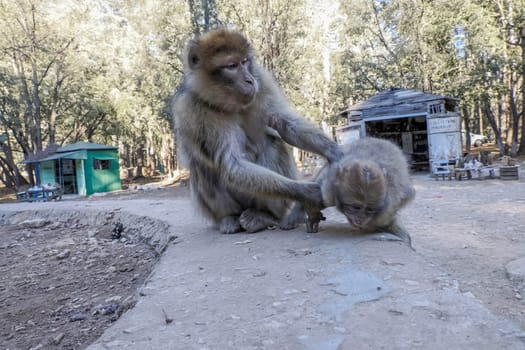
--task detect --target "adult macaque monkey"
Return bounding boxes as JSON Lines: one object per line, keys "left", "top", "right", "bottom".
{"left": 308, "top": 137, "right": 416, "bottom": 247}
{"left": 172, "top": 28, "right": 343, "bottom": 234}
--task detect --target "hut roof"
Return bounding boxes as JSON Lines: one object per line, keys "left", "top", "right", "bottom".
{"left": 344, "top": 88, "right": 458, "bottom": 119}
{"left": 57, "top": 141, "right": 117, "bottom": 153}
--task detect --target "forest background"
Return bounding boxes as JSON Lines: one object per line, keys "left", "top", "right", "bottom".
{"left": 0, "top": 0, "right": 524, "bottom": 188}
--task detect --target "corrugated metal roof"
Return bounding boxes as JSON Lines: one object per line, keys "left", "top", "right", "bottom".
{"left": 39, "top": 150, "right": 88, "bottom": 161}
{"left": 342, "top": 88, "right": 459, "bottom": 119}
{"left": 56, "top": 141, "right": 117, "bottom": 153}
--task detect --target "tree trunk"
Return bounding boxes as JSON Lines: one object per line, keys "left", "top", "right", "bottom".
{"left": 483, "top": 95, "right": 505, "bottom": 155}
{"left": 462, "top": 104, "right": 471, "bottom": 151}
{"left": 518, "top": 27, "right": 525, "bottom": 155}
{"left": 30, "top": 61, "right": 43, "bottom": 152}
{"left": 0, "top": 131, "right": 29, "bottom": 189}
{"left": 508, "top": 83, "right": 519, "bottom": 156}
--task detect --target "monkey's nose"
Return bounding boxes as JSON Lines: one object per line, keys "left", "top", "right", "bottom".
{"left": 245, "top": 79, "right": 253, "bottom": 85}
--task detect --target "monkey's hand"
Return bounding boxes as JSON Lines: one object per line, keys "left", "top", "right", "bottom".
{"left": 300, "top": 182, "right": 326, "bottom": 233}
{"left": 305, "top": 209, "right": 325, "bottom": 233}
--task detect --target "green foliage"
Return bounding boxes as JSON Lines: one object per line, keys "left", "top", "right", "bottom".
{"left": 0, "top": 0, "right": 524, "bottom": 188}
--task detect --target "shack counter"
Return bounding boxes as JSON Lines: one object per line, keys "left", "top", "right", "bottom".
{"left": 36, "top": 142, "right": 121, "bottom": 196}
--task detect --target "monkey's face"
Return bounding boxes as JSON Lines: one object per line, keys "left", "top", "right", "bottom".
{"left": 337, "top": 199, "right": 385, "bottom": 229}
{"left": 333, "top": 160, "right": 387, "bottom": 229}
{"left": 184, "top": 29, "right": 260, "bottom": 110}
{"left": 214, "top": 56, "right": 259, "bottom": 105}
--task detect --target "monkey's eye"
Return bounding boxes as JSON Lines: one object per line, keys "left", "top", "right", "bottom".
{"left": 224, "top": 63, "right": 238, "bottom": 70}
{"left": 241, "top": 57, "right": 249, "bottom": 65}
{"left": 365, "top": 208, "right": 377, "bottom": 215}
{"left": 346, "top": 204, "right": 362, "bottom": 212}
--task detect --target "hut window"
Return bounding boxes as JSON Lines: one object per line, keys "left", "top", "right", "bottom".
{"left": 428, "top": 103, "right": 444, "bottom": 114}
{"left": 93, "top": 158, "right": 110, "bottom": 170}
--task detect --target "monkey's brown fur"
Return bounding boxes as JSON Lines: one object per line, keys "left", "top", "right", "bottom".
{"left": 313, "top": 137, "right": 415, "bottom": 246}
{"left": 172, "top": 28, "right": 342, "bottom": 234}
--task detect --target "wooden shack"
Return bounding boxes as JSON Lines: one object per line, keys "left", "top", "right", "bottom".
{"left": 336, "top": 88, "right": 462, "bottom": 169}
{"left": 36, "top": 141, "right": 122, "bottom": 196}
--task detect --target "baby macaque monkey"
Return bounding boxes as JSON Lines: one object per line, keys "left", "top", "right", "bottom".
{"left": 307, "top": 137, "right": 415, "bottom": 247}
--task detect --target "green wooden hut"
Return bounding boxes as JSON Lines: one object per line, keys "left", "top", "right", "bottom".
{"left": 37, "top": 142, "right": 121, "bottom": 196}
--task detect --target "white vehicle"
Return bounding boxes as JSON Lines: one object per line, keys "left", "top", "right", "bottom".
{"left": 462, "top": 130, "right": 488, "bottom": 147}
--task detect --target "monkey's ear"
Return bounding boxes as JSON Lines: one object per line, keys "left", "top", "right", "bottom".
{"left": 186, "top": 40, "right": 201, "bottom": 70}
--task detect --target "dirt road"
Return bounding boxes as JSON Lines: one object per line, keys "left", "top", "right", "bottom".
{"left": 1, "top": 173, "right": 525, "bottom": 349}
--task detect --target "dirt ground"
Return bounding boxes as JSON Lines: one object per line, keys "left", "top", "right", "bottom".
{"left": 403, "top": 172, "right": 525, "bottom": 329}
{"left": 1, "top": 157, "right": 525, "bottom": 349}
{"left": 0, "top": 214, "right": 163, "bottom": 350}
{"left": 0, "top": 186, "right": 179, "bottom": 350}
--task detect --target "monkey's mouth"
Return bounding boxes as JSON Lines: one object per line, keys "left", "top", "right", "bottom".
{"left": 344, "top": 215, "right": 369, "bottom": 229}
{"left": 239, "top": 90, "right": 256, "bottom": 104}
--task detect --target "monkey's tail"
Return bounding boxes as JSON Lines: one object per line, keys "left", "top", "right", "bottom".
{"left": 388, "top": 222, "right": 415, "bottom": 252}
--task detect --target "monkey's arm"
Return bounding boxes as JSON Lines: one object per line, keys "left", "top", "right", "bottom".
{"left": 255, "top": 73, "right": 342, "bottom": 163}
{"left": 268, "top": 112, "right": 343, "bottom": 163}
{"left": 181, "top": 123, "right": 326, "bottom": 210}
{"left": 225, "top": 155, "right": 323, "bottom": 205}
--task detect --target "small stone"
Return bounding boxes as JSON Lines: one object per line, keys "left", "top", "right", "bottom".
{"left": 284, "top": 289, "right": 299, "bottom": 295}
{"left": 506, "top": 257, "right": 525, "bottom": 282}
{"left": 233, "top": 239, "right": 252, "bottom": 245}
{"left": 515, "top": 293, "right": 522, "bottom": 300}
{"left": 101, "top": 303, "right": 119, "bottom": 315}
{"left": 104, "top": 295, "right": 122, "bottom": 303}
{"left": 388, "top": 309, "right": 404, "bottom": 316}
{"left": 463, "top": 291, "right": 476, "bottom": 299}
{"left": 69, "top": 313, "right": 87, "bottom": 322}
{"left": 51, "top": 333, "right": 65, "bottom": 345}
{"left": 56, "top": 249, "right": 71, "bottom": 260}
{"left": 404, "top": 280, "right": 420, "bottom": 286}
{"left": 19, "top": 219, "right": 49, "bottom": 229}
{"left": 334, "top": 326, "right": 347, "bottom": 333}
{"left": 28, "top": 344, "right": 44, "bottom": 350}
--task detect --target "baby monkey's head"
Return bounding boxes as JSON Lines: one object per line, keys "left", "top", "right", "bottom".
{"left": 332, "top": 159, "right": 387, "bottom": 229}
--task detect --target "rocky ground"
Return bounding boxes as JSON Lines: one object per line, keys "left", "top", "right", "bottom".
{"left": 0, "top": 205, "right": 174, "bottom": 350}
{"left": 1, "top": 166, "right": 525, "bottom": 349}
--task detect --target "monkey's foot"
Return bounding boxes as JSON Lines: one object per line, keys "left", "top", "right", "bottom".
{"left": 280, "top": 205, "right": 306, "bottom": 230}
{"left": 239, "top": 209, "right": 278, "bottom": 233}
{"left": 219, "top": 216, "right": 243, "bottom": 234}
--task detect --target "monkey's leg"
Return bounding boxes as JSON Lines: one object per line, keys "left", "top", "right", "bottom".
{"left": 239, "top": 209, "right": 280, "bottom": 233}
{"left": 280, "top": 203, "right": 306, "bottom": 230}
{"left": 190, "top": 172, "right": 246, "bottom": 234}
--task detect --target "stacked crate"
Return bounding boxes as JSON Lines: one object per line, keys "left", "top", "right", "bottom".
{"left": 499, "top": 166, "right": 519, "bottom": 180}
